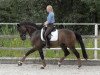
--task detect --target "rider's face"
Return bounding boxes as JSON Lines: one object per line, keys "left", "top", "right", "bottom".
{"left": 46, "top": 7, "right": 51, "bottom": 13}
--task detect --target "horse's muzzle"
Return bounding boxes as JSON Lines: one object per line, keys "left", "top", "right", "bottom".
{"left": 20, "top": 34, "right": 26, "bottom": 41}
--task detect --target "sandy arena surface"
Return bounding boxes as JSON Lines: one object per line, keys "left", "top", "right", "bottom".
{"left": 0, "top": 64, "right": 100, "bottom": 75}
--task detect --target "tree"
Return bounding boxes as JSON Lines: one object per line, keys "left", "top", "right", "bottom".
{"left": 0, "top": 0, "right": 98, "bottom": 23}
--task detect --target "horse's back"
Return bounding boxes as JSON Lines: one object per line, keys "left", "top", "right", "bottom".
{"left": 59, "top": 29, "right": 75, "bottom": 37}
{"left": 58, "top": 29, "right": 76, "bottom": 46}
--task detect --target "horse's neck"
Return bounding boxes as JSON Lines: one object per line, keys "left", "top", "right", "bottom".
{"left": 28, "top": 32, "right": 33, "bottom": 37}
{"left": 27, "top": 28, "right": 36, "bottom": 37}
{"left": 26, "top": 25, "right": 40, "bottom": 37}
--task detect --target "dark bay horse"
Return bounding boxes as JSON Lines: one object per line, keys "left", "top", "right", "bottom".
{"left": 17, "top": 22, "right": 88, "bottom": 69}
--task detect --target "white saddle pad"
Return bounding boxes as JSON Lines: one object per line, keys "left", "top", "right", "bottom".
{"left": 41, "top": 28, "right": 58, "bottom": 41}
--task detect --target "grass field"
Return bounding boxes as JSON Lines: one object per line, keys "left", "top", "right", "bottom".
{"left": 0, "top": 49, "right": 94, "bottom": 59}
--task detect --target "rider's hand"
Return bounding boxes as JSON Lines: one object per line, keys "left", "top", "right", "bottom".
{"left": 44, "top": 21, "right": 48, "bottom": 27}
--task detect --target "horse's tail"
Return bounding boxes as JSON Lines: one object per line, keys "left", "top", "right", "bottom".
{"left": 74, "top": 32, "right": 88, "bottom": 60}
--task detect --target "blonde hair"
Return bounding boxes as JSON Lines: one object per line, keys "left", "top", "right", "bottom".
{"left": 47, "top": 5, "right": 53, "bottom": 12}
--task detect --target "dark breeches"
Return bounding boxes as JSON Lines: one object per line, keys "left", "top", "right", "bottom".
{"left": 44, "top": 25, "right": 54, "bottom": 46}
{"left": 45, "top": 26, "right": 54, "bottom": 38}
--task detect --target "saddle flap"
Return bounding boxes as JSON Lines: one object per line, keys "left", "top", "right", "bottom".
{"left": 41, "top": 28, "right": 58, "bottom": 41}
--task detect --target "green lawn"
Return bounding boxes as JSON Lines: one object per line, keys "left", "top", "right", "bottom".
{"left": 0, "top": 49, "right": 94, "bottom": 59}
{"left": 0, "top": 36, "right": 98, "bottom": 59}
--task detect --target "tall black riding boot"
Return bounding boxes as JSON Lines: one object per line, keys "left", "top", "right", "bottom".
{"left": 46, "top": 38, "right": 50, "bottom": 48}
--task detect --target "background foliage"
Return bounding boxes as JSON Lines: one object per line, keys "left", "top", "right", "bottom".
{"left": 0, "top": 0, "right": 99, "bottom": 23}
{"left": 0, "top": 0, "right": 99, "bottom": 35}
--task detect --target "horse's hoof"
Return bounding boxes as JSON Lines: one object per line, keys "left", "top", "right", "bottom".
{"left": 58, "top": 62, "right": 61, "bottom": 67}
{"left": 18, "top": 61, "right": 23, "bottom": 66}
{"left": 78, "top": 65, "right": 82, "bottom": 69}
{"left": 85, "top": 58, "right": 88, "bottom": 60}
{"left": 58, "top": 64, "right": 61, "bottom": 67}
{"left": 40, "top": 66, "right": 45, "bottom": 69}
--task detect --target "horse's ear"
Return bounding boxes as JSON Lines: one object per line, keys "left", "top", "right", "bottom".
{"left": 17, "top": 24, "right": 20, "bottom": 27}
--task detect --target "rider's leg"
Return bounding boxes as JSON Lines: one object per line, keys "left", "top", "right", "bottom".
{"left": 45, "top": 27, "right": 51, "bottom": 48}
{"left": 45, "top": 26, "right": 54, "bottom": 48}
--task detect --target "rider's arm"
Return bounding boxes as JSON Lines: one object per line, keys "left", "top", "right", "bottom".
{"left": 44, "top": 12, "right": 55, "bottom": 26}
{"left": 44, "top": 21, "right": 48, "bottom": 25}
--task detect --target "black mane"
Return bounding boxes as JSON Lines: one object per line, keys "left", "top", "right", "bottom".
{"left": 19, "top": 22, "right": 42, "bottom": 29}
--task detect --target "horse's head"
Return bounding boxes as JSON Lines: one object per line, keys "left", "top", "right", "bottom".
{"left": 17, "top": 22, "right": 41, "bottom": 41}
{"left": 17, "top": 24, "right": 27, "bottom": 41}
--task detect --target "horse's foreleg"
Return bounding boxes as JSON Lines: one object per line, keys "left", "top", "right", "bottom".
{"left": 38, "top": 49, "right": 46, "bottom": 69}
{"left": 58, "top": 44, "right": 70, "bottom": 67}
{"left": 70, "top": 47, "right": 81, "bottom": 69}
{"left": 18, "top": 48, "right": 36, "bottom": 66}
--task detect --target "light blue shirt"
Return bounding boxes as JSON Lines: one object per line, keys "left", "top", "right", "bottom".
{"left": 47, "top": 12, "right": 55, "bottom": 24}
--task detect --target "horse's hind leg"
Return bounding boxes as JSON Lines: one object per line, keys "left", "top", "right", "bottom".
{"left": 70, "top": 47, "right": 81, "bottom": 68}
{"left": 18, "top": 48, "right": 36, "bottom": 66}
{"left": 58, "top": 44, "right": 70, "bottom": 67}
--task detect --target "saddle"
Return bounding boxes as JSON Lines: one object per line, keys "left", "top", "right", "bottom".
{"left": 41, "top": 27, "right": 58, "bottom": 41}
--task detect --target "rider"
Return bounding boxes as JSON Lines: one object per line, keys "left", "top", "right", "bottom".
{"left": 44, "top": 5, "right": 55, "bottom": 48}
